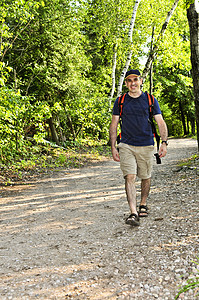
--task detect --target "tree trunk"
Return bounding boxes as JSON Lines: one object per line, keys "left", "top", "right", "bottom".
{"left": 57, "top": 116, "right": 66, "bottom": 145}
{"left": 64, "top": 109, "right": 76, "bottom": 141}
{"left": 149, "top": 26, "right": 155, "bottom": 94}
{"left": 149, "top": 64, "right": 153, "bottom": 95}
{"left": 142, "top": 0, "right": 179, "bottom": 81}
{"left": 191, "top": 119, "right": 196, "bottom": 135}
{"left": 179, "top": 100, "right": 187, "bottom": 135}
{"left": 14, "top": 69, "right": 17, "bottom": 91}
{"left": 186, "top": 115, "right": 190, "bottom": 135}
{"left": 109, "top": 43, "right": 117, "bottom": 101}
{"left": 117, "top": 0, "right": 141, "bottom": 96}
{"left": 48, "top": 117, "right": 60, "bottom": 145}
{"left": 0, "top": 30, "right": 2, "bottom": 57}
{"left": 187, "top": 3, "right": 199, "bottom": 150}
{"left": 195, "top": 0, "right": 199, "bottom": 13}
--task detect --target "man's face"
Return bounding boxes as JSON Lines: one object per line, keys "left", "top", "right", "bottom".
{"left": 125, "top": 75, "right": 142, "bottom": 94}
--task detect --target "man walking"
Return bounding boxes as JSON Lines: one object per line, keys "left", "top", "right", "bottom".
{"left": 109, "top": 69, "right": 168, "bottom": 226}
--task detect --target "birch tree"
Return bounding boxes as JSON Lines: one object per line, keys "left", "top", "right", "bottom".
{"left": 109, "top": 44, "right": 117, "bottom": 101}
{"left": 117, "top": 0, "right": 141, "bottom": 96}
{"left": 142, "top": 0, "right": 179, "bottom": 81}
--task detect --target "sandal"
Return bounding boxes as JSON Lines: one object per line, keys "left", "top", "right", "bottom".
{"left": 125, "top": 213, "right": 140, "bottom": 226}
{"left": 139, "top": 205, "right": 149, "bottom": 217}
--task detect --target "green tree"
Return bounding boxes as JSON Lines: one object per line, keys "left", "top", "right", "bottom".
{"left": 4, "top": 0, "right": 95, "bottom": 143}
{"left": 154, "top": 67, "right": 194, "bottom": 136}
{"left": 0, "top": 0, "right": 41, "bottom": 84}
{"left": 0, "top": 86, "right": 50, "bottom": 163}
{"left": 144, "top": 1, "right": 195, "bottom": 137}
{"left": 1, "top": 0, "right": 197, "bottom": 153}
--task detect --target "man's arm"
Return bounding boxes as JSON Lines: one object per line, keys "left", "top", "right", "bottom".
{"left": 154, "top": 114, "right": 168, "bottom": 158}
{"left": 109, "top": 115, "right": 120, "bottom": 162}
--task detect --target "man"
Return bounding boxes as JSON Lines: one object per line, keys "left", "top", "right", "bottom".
{"left": 109, "top": 69, "right": 168, "bottom": 226}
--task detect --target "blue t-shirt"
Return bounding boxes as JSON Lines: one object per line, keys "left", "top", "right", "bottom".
{"left": 113, "top": 92, "right": 161, "bottom": 146}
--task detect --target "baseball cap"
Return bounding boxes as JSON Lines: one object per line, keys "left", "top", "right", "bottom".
{"left": 125, "top": 69, "right": 141, "bottom": 79}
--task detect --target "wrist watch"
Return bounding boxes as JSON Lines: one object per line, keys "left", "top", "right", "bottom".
{"left": 161, "top": 140, "right": 168, "bottom": 146}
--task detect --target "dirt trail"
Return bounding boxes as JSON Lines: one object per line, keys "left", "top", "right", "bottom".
{"left": 0, "top": 138, "right": 198, "bottom": 300}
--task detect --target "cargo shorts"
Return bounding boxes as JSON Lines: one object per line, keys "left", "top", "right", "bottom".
{"left": 117, "top": 143, "right": 154, "bottom": 179}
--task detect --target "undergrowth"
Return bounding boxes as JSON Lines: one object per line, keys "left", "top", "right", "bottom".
{"left": 0, "top": 139, "right": 112, "bottom": 185}
{"left": 177, "top": 153, "right": 199, "bottom": 168}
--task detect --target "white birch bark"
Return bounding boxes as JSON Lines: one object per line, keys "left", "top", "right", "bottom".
{"left": 149, "top": 26, "right": 155, "bottom": 94}
{"left": 117, "top": 0, "right": 141, "bottom": 96}
{"left": 142, "top": 0, "right": 179, "bottom": 81}
{"left": 195, "top": 0, "right": 199, "bottom": 13}
{"left": 109, "top": 44, "right": 117, "bottom": 100}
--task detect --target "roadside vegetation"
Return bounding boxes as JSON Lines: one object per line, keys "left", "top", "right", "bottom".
{"left": 0, "top": 140, "right": 112, "bottom": 185}
{"left": 0, "top": 1, "right": 198, "bottom": 184}
{"left": 175, "top": 257, "right": 199, "bottom": 299}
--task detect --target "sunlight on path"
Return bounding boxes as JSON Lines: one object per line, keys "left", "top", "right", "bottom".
{"left": 0, "top": 138, "right": 198, "bottom": 299}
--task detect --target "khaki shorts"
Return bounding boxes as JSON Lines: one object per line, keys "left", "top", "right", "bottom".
{"left": 117, "top": 143, "right": 154, "bottom": 179}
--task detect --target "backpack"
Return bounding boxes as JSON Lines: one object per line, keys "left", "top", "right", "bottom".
{"left": 117, "top": 92, "right": 160, "bottom": 156}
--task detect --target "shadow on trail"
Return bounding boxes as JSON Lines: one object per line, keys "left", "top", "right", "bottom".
{"left": 0, "top": 138, "right": 198, "bottom": 299}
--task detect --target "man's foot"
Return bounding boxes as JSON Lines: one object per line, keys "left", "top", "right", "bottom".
{"left": 125, "top": 213, "right": 140, "bottom": 226}
{"left": 138, "top": 205, "right": 148, "bottom": 217}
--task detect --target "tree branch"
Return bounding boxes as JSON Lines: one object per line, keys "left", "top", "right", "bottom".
{"left": 142, "top": 0, "right": 179, "bottom": 81}
{"left": 1, "top": 18, "right": 32, "bottom": 61}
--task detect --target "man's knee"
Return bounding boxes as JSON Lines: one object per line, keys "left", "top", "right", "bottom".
{"left": 125, "top": 174, "right": 136, "bottom": 183}
{"left": 141, "top": 177, "right": 151, "bottom": 183}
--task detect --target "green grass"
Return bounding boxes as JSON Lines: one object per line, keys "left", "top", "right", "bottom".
{"left": 177, "top": 153, "right": 199, "bottom": 168}
{"left": 175, "top": 258, "right": 199, "bottom": 299}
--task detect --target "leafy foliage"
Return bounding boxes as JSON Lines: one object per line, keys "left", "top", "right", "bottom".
{"left": 0, "top": 87, "right": 50, "bottom": 163}
{"left": 0, "top": 140, "right": 112, "bottom": 185}
{"left": 0, "top": 0, "right": 197, "bottom": 170}
{"left": 153, "top": 66, "right": 195, "bottom": 136}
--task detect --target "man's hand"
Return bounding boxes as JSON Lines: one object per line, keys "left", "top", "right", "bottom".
{"left": 158, "top": 144, "right": 167, "bottom": 158}
{"left": 112, "top": 147, "right": 120, "bottom": 162}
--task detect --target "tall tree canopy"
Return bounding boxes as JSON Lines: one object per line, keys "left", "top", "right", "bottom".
{"left": 0, "top": 0, "right": 198, "bottom": 163}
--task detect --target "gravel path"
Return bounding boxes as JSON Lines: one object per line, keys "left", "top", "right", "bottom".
{"left": 0, "top": 138, "right": 198, "bottom": 300}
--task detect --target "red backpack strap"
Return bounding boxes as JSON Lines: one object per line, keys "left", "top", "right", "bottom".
{"left": 118, "top": 93, "right": 126, "bottom": 117}
{"left": 146, "top": 91, "right": 154, "bottom": 115}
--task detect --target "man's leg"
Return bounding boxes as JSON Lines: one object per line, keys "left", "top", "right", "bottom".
{"left": 125, "top": 174, "right": 138, "bottom": 215}
{"left": 139, "top": 178, "right": 151, "bottom": 216}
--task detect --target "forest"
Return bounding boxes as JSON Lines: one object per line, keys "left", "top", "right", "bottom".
{"left": 0, "top": 0, "right": 198, "bottom": 173}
